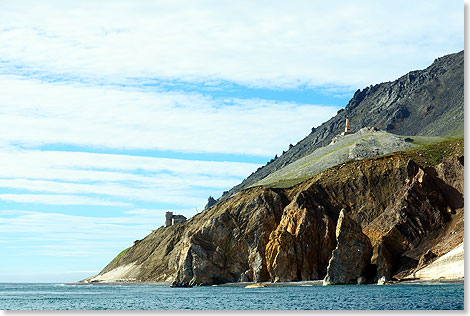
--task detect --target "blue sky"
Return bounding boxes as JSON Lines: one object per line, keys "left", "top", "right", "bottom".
{"left": 0, "top": 0, "right": 463, "bottom": 282}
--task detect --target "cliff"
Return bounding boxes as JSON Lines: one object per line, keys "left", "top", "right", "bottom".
{"left": 84, "top": 138, "right": 463, "bottom": 285}
{"left": 221, "top": 51, "right": 463, "bottom": 201}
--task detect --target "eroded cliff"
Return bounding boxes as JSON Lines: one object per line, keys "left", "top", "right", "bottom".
{"left": 85, "top": 139, "right": 463, "bottom": 285}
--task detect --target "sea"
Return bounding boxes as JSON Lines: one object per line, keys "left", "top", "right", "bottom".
{"left": 0, "top": 282, "right": 464, "bottom": 310}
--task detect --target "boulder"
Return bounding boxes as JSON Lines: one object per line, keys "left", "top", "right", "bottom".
{"left": 323, "top": 210, "right": 372, "bottom": 285}
{"left": 377, "top": 276, "right": 388, "bottom": 285}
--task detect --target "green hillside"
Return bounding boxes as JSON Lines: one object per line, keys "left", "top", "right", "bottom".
{"left": 253, "top": 128, "right": 446, "bottom": 189}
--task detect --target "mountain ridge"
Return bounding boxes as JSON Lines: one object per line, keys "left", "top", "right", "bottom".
{"left": 220, "top": 50, "right": 463, "bottom": 201}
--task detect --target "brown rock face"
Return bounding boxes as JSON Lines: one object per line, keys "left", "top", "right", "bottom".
{"left": 323, "top": 210, "right": 372, "bottom": 285}
{"left": 265, "top": 192, "right": 336, "bottom": 282}
{"left": 364, "top": 156, "right": 464, "bottom": 281}
{"left": 88, "top": 140, "right": 463, "bottom": 285}
{"left": 174, "top": 188, "right": 286, "bottom": 285}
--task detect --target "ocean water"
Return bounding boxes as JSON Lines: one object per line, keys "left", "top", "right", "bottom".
{"left": 0, "top": 282, "right": 464, "bottom": 310}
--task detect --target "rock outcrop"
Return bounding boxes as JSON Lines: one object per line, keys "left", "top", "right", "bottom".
{"left": 364, "top": 153, "right": 464, "bottom": 281}
{"left": 204, "top": 196, "right": 217, "bottom": 210}
{"left": 265, "top": 193, "right": 336, "bottom": 282}
{"left": 84, "top": 51, "right": 464, "bottom": 285}
{"left": 323, "top": 210, "right": 372, "bottom": 285}
{"left": 174, "top": 188, "right": 285, "bottom": 285}
{"left": 85, "top": 139, "right": 463, "bottom": 285}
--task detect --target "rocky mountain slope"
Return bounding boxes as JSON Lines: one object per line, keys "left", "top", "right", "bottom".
{"left": 254, "top": 127, "right": 444, "bottom": 189}
{"left": 221, "top": 50, "right": 463, "bottom": 201}
{"left": 84, "top": 138, "right": 463, "bottom": 285}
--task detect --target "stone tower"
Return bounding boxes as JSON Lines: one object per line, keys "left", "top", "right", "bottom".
{"left": 165, "top": 211, "right": 173, "bottom": 227}
{"left": 344, "top": 116, "right": 351, "bottom": 133}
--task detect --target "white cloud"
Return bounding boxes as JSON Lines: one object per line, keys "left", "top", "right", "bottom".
{"left": 0, "top": 0, "right": 462, "bottom": 88}
{"left": 0, "top": 209, "right": 172, "bottom": 258}
{"left": 0, "top": 194, "right": 131, "bottom": 206}
{"left": 0, "top": 210, "right": 152, "bottom": 234}
{"left": 0, "top": 147, "right": 260, "bottom": 207}
{"left": 0, "top": 146, "right": 261, "bottom": 178}
{"left": 0, "top": 209, "right": 165, "bottom": 281}
{"left": 0, "top": 0, "right": 461, "bottom": 158}
{"left": 0, "top": 77, "right": 338, "bottom": 155}
{"left": 0, "top": 180, "right": 206, "bottom": 207}
{"left": 0, "top": 210, "right": 36, "bottom": 216}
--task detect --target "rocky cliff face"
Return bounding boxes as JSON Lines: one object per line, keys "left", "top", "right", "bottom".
{"left": 265, "top": 192, "right": 336, "bottom": 282}
{"left": 85, "top": 139, "right": 463, "bottom": 285}
{"left": 221, "top": 51, "right": 463, "bottom": 201}
{"left": 323, "top": 210, "right": 372, "bottom": 285}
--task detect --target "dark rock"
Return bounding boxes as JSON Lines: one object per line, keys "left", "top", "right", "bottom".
{"left": 417, "top": 249, "right": 438, "bottom": 270}
{"left": 323, "top": 210, "right": 372, "bottom": 285}
{"left": 204, "top": 196, "right": 217, "bottom": 210}
{"left": 172, "top": 188, "right": 286, "bottom": 285}
{"left": 374, "top": 242, "right": 394, "bottom": 282}
{"left": 364, "top": 156, "right": 463, "bottom": 280}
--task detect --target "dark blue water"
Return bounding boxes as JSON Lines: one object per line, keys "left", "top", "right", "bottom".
{"left": 0, "top": 282, "right": 464, "bottom": 310}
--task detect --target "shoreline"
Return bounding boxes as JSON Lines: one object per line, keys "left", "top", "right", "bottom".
{"left": 68, "top": 278, "right": 464, "bottom": 287}
{"left": 398, "top": 278, "right": 464, "bottom": 285}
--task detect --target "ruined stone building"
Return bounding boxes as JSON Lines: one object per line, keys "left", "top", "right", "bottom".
{"left": 165, "top": 212, "right": 187, "bottom": 227}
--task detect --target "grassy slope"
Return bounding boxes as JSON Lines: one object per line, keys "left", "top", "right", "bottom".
{"left": 253, "top": 130, "right": 447, "bottom": 189}
{"left": 107, "top": 247, "right": 131, "bottom": 266}
{"left": 405, "top": 137, "right": 464, "bottom": 167}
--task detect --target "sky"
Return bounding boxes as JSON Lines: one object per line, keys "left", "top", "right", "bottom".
{"left": 0, "top": 0, "right": 463, "bottom": 283}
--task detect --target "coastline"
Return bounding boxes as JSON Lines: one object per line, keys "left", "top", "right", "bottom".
{"left": 69, "top": 278, "right": 464, "bottom": 287}
{"left": 67, "top": 281, "right": 171, "bottom": 286}
{"left": 398, "top": 278, "right": 464, "bottom": 285}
